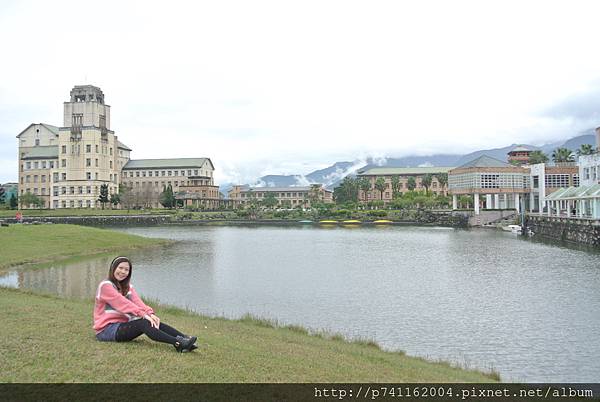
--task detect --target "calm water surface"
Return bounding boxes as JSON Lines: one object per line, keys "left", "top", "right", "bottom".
{"left": 3, "top": 225, "right": 600, "bottom": 382}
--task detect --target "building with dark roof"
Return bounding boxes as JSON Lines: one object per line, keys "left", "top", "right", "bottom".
{"left": 448, "top": 155, "right": 579, "bottom": 217}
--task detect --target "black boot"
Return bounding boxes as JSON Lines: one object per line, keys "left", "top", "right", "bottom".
{"left": 183, "top": 335, "right": 198, "bottom": 351}
{"left": 174, "top": 335, "right": 197, "bottom": 353}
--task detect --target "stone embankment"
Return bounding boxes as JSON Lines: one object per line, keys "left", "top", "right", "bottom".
{"left": 1, "top": 215, "right": 171, "bottom": 226}
{"left": 526, "top": 215, "right": 600, "bottom": 247}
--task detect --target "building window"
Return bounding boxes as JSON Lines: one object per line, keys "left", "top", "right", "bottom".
{"left": 61, "top": 173, "right": 66, "bottom": 181}
{"left": 95, "top": 145, "right": 99, "bottom": 153}
{"left": 26, "top": 175, "right": 30, "bottom": 183}
{"left": 42, "top": 161, "right": 46, "bottom": 169}
{"left": 136, "top": 171, "right": 140, "bottom": 177}
{"left": 26, "top": 162, "right": 31, "bottom": 169}
{"left": 35, "top": 139, "right": 40, "bottom": 146}
{"left": 61, "top": 187, "right": 66, "bottom": 195}
{"left": 62, "top": 145, "right": 67, "bottom": 154}
{"left": 142, "top": 171, "right": 146, "bottom": 177}
{"left": 61, "top": 159, "right": 66, "bottom": 168}
{"left": 86, "top": 158, "right": 91, "bottom": 167}
{"left": 33, "top": 175, "right": 38, "bottom": 183}
{"left": 149, "top": 171, "right": 153, "bottom": 177}
{"left": 181, "top": 170, "right": 185, "bottom": 176}
{"left": 78, "top": 186, "right": 83, "bottom": 194}
{"left": 87, "top": 186, "right": 91, "bottom": 194}
{"left": 109, "top": 147, "right": 113, "bottom": 156}
{"left": 41, "top": 175, "right": 46, "bottom": 183}
{"left": 187, "top": 170, "right": 191, "bottom": 176}
{"left": 49, "top": 161, "right": 54, "bottom": 168}
{"left": 95, "top": 172, "right": 98, "bottom": 180}
{"left": 86, "top": 144, "right": 91, "bottom": 153}
{"left": 95, "top": 159, "right": 98, "bottom": 167}
{"left": 194, "top": 170, "right": 198, "bottom": 175}
{"left": 109, "top": 161, "right": 113, "bottom": 169}
{"left": 53, "top": 187, "right": 59, "bottom": 196}
{"left": 87, "top": 172, "right": 92, "bottom": 180}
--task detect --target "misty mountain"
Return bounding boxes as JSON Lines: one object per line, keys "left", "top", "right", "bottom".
{"left": 220, "top": 131, "right": 597, "bottom": 196}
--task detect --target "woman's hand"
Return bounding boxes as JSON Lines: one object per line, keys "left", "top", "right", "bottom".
{"left": 144, "top": 314, "right": 160, "bottom": 328}
{"left": 150, "top": 314, "right": 161, "bottom": 328}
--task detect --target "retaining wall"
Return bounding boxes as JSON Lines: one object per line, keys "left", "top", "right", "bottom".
{"left": 526, "top": 215, "right": 600, "bottom": 247}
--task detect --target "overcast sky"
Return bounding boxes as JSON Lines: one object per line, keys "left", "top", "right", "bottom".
{"left": 2, "top": 0, "right": 600, "bottom": 185}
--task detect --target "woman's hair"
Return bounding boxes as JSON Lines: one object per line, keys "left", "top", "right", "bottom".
{"left": 108, "top": 256, "right": 132, "bottom": 296}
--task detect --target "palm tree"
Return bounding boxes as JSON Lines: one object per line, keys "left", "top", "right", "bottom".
{"left": 421, "top": 174, "right": 433, "bottom": 195}
{"left": 407, "top": 177, "right": 416, "bottom": 191}
{"left": 391, "top": 175, "right": 401, "bottom": 198}
{"left": 359, "top": 177, "right": 371, "bottom": 204}
{"left": 552, "top": 147, "right": 574, "bottom": 163}
{"left": 576, "top": 144, "right": 595, "bottom": 156}
{"left": 529, "top": 150, "right": 549, "bottom": 164}
{"left": 436, "top": 173, "right": 448, "bottom": 195}
{"left": 374, "top": 177, "right": 386, "bottom": 200}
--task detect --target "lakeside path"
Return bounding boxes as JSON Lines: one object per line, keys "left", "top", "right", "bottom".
{"left": 0, "top": 224, "right": 170, "bottom": 270}
{"left": 0, "top": 224, "right": 498, "bottom": 382}
{"left": 0, "top": 287, "right": 497, "bottom": 382}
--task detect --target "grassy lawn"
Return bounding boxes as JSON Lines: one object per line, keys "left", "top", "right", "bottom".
{"left": 0, "top": 208, "right": 175, "bottom": 218}
{"left": 0, "top": 224, "right": 168, "bottom": 270}
{"left": 0, "top": 287, "right": 499, "bottom": 382}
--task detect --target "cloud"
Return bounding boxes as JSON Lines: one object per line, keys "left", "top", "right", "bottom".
{"left": 541, "top": 84, "right": 600, "bottom": 122}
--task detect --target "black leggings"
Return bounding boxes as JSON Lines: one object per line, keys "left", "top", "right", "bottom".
{"left": 115, "top": 319, "right": 186, "bottom": 344}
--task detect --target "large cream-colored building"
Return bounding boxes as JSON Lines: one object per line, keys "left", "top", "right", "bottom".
{"left": 121, "top": 158, "right": 220, "bottom": 209}
{"left": 17, "top": 85, "right": 218, "bottom": 209}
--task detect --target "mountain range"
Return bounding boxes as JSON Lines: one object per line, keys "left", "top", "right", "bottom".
{"left": 219, "top": 130, "right": 596, "bottom": 196}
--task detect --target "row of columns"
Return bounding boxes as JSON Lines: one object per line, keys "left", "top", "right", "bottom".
{"left": 452, "top": 193, "right": 521, "bottom": 215}
{"left": 546, "top": 199, "right": 600, "bottom": 219}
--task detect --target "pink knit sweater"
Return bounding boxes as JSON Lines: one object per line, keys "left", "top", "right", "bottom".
{"left": 93, "top": 280, "right": 154, "bottom": 334}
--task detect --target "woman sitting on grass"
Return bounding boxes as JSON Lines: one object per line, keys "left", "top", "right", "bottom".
{"left": 93, "top": 256, "right": 197, "bottom": 352}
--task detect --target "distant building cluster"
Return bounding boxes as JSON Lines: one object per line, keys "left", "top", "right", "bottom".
{"left": 447, "top": 132, "right": 600, "bottom": 219}
{"left": 228, "top": 185, "right": 333, "bottom": 208}
{"left": 16, "top": 85, "right": 221, "bottom": 209}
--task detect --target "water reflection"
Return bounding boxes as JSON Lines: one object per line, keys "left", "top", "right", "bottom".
{"left": 1, "top": 256, "right": 112, "bottom": 298}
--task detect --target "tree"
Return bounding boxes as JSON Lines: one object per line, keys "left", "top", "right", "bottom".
{"left": 552, "top": 147, "right": 574, "bottom": 163}
{"left": 407, "top": 177, "right": 416, "bottom": 191}
{"left": 458, "top": 195, "right": 472, "bottom": 209}
{"left": 421, "top": 174, "right": 433, "bottom": 194}
{"left": 529, "top": 150, "right": 549, "bottom": 164}
{"left": 374, "top": 177, "right": 386, "bottom": 200}
{"left": 391, "top": 176, "right": 401, "bottom": 198}
{"left": 262, "top": 192, "right": 278, "bottom": 209}
{"left": 159, "top": 184, "right": 175, "bottom": 208}
{"left": 0, "top": 187, "right": 5, "bottom": 204}
{"left": 20, "top": 192, "right": 42, "bottom": 209}
{"left": 577, "top": 144, "right": 595, "bottom": 156}
{"left": 359, "top": 177, "right": 372, "bottom": 204}
{"left": 110, "top": 192, "right": 121, "bottom": 208}
{"left": 309, "top": 184, "right": 322, "bottom": 205}
{"left": 97, "top": 184, "right": 109, "bottom": 209}
{"left": 333, "top": 176, "right": 358, "bottom": 204}
{"left": 9, "top": 193, "right": 17, "bottom": 209}
{"left": 436, "top": 173, "right": 448, "bottom": 195}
